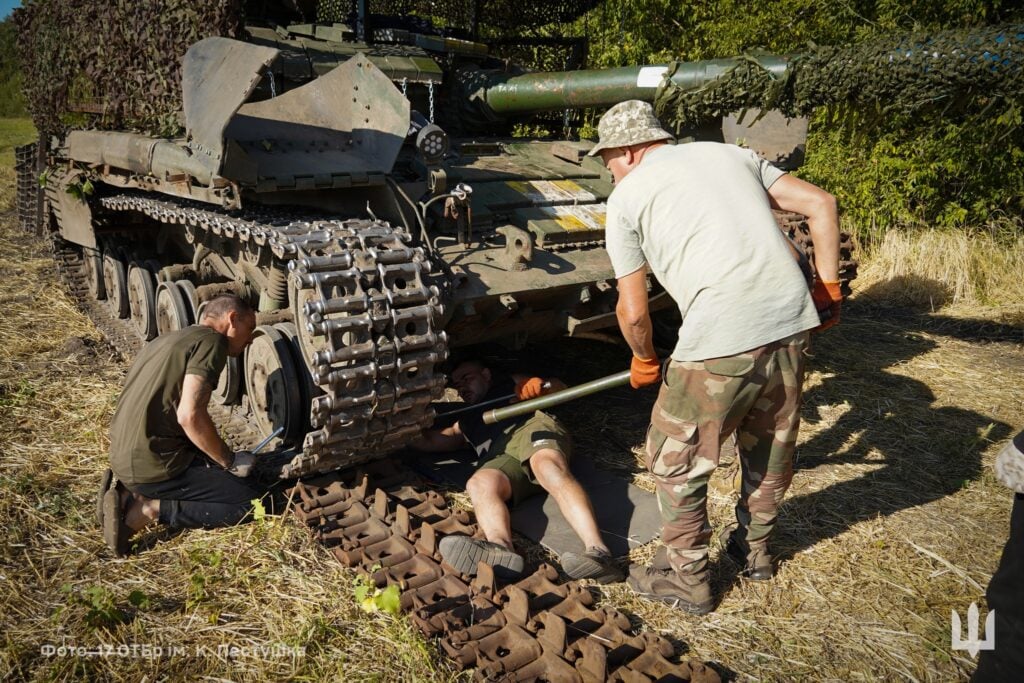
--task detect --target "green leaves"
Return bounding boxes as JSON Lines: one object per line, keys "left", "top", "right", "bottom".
{"left": 59, "top": 583, "right": 130, "bottom": 630}
{"left": 65, "top": 177, "right": 94, "bottom": 201}
{"left": 251, "top": 497, "right": 267, "bottom": 522}
{"left": 801, "top": 101, "right": 1024, "bottom": 233}
{"left": 352, "top": 569, "right": 402, "bottom": 615}
{"left": 16, "top": 0, "right": 244, "bottom": 136}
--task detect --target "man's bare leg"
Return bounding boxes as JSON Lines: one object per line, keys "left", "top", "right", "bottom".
{"left": 439, "top": 469, "right": 524, "bottom": 578}
{"left": 465, "top": 469, "right": 515, "bottom": 549}
{"left": 530, "top": 449, "right": 607, "bottom": 552}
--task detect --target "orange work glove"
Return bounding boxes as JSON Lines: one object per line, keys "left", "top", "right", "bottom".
{"left": 811, "top": 279, "right": 843, "bottom": 332}
{"left": 630, "top": 355, "right": 661, "bottom": 389}
{"left": 515, "top": 377, "right": 546, "bottom": 400}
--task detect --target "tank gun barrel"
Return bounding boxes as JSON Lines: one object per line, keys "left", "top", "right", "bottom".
{"left": 473, "top": 56, "right": 790, "bottom": 116}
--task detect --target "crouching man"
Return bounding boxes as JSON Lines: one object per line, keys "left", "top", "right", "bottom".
{"left": 98, "top": 294, "right": 279, "bottom": 556}
{"left": 412, "top": 359, "right": 623, "bottom": 583}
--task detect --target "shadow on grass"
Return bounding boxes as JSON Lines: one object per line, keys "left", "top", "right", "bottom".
{"left": 776, "top": 275, "right": 1015, "bottom": 562}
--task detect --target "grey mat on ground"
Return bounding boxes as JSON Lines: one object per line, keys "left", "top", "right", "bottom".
{"left": 409, "top": 451, "right": 662, "bottom": 557}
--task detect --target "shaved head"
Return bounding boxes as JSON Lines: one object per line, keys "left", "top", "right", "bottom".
{"left": 200, "top": 294, "right": 253, "bottom": 323}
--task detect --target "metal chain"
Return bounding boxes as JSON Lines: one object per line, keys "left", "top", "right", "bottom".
{"left": 428, "top": 82, "right": 435, "bottom": 123}
{"left": 400, "top": 78, "right": 408, "bottom": 97}
{"left": 267, "top": 70, "right": 277, "bottom": 98}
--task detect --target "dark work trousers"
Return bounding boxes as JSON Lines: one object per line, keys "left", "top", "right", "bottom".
{"left": 972, "top": 493, "right": 1024, "bottom": 682}
{"left": 127, "top": 456, "right": 283, "bottom": 530}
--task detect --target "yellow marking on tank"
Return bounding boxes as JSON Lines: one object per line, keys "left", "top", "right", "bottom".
{"left": 538, "top": 204, "right": 607, "bottom": 232}
{"left": 506, "top": 179, "right": 597, "bottom": 204}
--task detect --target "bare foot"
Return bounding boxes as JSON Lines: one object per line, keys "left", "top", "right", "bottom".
{"left": 123, "top": 489, "right": 159, "bottom": 533}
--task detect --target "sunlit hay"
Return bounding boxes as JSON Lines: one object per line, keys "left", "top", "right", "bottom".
{"left": 855, "top": 227, "right": 1024, "bottom": 309}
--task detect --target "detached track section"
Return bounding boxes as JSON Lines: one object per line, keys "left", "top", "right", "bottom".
{"left": 291, "top": 464, "right": 722, "bottom": 682}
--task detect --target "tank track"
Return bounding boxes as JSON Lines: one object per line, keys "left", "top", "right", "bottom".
{"left": 290, "top": 461, "right": 723, "bottom": 682}
{"left": 775, "top": 211, "right": 858, "bottom": 294}
{"left": 53, "top": 190, "right": 448, "bottom": 477}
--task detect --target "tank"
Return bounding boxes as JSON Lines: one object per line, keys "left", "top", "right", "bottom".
{"left": 16, "top": 1, "right": 1013, "bottom": 478}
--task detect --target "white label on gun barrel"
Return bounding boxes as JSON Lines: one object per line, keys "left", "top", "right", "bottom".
{"left": 637, "top": 66, "right": 668, "bottom": 88}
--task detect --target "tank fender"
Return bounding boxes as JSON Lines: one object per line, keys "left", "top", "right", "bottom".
{"left": 182, "top": 37, "right": 280, "bottom": 179}
{"left": 46, "top": 168, "right": 96, "bottom": 249}
{"left": 223, "top": 53, "right": 410, "bottom": 185}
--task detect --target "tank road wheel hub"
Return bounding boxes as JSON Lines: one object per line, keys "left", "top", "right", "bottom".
{"left": 83, "top": 248, "right": 105, "bottom": 300}
{"left": 102, "top": 252, "right": 129, "bottom": 319}
{"left": 155, "top": 281, "right": 190, "bottom": 335}
{"left": 175, "top": 280, "right": 199, "bottom": 324}
{"left": 274, "top": 321, "right": 319, "bottom": 434}
{"left": 215, "top": 357, "right": 242, "bottom": 406}
{"left": 127, "top": 263, "right": 158, "bottom": 341}
{"left": 244, "top": 325, "right": 304, "bottom": 444}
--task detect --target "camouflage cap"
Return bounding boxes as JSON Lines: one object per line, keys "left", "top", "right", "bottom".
{"left": 588, "top": 100, "right": 674, "bottom": 156}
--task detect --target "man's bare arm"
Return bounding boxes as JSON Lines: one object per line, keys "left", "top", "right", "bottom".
{"left": 767, "top": 174, "right": 840, "bottom": 282}
{"left": 177, "top": 373, "right": 234, "bottom": 468}
{"left": 410, "top": 422, "right": 467, "bottom": 453}
{"left": 615, "top": 268, "right": 656, "bottom": 360}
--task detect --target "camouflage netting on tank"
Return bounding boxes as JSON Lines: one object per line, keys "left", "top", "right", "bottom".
{"left": 15, "top": 0, "right": 244, "bottom": 137}
{"left": 655, "top": 24, "right": 1024, "bottom": 131}
{"left": 317, "top": 0, "right": 600, "bottom": 32}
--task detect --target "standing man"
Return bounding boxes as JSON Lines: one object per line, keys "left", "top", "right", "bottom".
{"left": 99, "top": 294, "right": 272, "bottom": 556}
{"left": 591, "top": 100, "right": 841, "bottom": 613}
{"left": 973, "top": 429, "right": 1024, "bottom": 681}
{"left": 413, "top": 359, "right": 624, "bottom": 584}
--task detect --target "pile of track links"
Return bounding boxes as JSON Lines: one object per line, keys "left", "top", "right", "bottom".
{"left": 289, "top": 460, "right": 723, "bottom": 682}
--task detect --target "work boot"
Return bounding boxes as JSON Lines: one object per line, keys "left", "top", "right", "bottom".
{"left": 721, "top": 527, "right": 773, "bottom": 580}
{"left": 626, "top": 565, "right": 714, "bottom": 615}
{"left": 560, "top": 547, "right": 625, "bottom": 584}
{"left": 439, "top": 535, "right": 525, "bottom": 580}
{"left": 101, "top": 480, "right": 132, "bottom": 557}
{"left": 96, "top": 468, "right": 113, "bottom": 527}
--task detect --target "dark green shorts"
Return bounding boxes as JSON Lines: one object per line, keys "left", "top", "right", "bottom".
{"left": 479, "top": 411, "right": 572, "bottom": 506}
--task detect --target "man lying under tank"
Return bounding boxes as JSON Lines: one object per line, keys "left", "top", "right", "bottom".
{"left": 97, "top": 294, "right": 281, "bottom": 556}
{"left": 411, "top": 359, "right": 624, "bottom": 583}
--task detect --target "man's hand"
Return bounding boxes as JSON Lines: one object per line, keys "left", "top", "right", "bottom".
{"left": 515, "top": 377, "right": 547, "bottom": 400}
{"left": 811, "top": 279, "right": 843, "bottom": 332}
{"left": 630, "top": 355, "right": 661, "bottom": 389}
{"left": 228, "top": 451, "right": 255, "bottom": 478}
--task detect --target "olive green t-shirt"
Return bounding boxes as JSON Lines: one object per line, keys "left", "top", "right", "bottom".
{"left": 109, "top": 326, "right": 227, "bottom": 485}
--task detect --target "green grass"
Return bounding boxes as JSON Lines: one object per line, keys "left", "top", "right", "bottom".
{"left": 0, "top": 117, "right": 36, "bottom": 167}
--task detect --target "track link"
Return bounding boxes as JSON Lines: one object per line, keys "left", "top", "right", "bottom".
{"left": 290, "top": 463, "right": 723, "bottom": 682}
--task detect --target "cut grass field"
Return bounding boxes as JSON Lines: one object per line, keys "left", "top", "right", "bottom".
{"left": 1, "top": 116, "right": 1021, "bottom": 680}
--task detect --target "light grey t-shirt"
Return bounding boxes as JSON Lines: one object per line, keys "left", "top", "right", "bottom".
{"left": 605, "top": 142, "right": 820, "bottom": 361}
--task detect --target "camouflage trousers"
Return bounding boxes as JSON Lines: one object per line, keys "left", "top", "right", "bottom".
{"left": 645, "top": 332, "right": 808, "bottom": 575}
